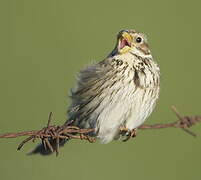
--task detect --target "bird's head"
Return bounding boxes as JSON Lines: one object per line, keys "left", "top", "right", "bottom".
{"left": 114, "top": 29, "right": 150, "bottom": 56}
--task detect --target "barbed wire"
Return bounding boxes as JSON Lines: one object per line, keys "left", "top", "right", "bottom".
{"left": 0, "top": 106, "right": 200, "bottom": 156}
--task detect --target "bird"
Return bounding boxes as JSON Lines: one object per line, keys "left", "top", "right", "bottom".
{"left": 31, "top": 29, "right": 160, "bottom": 155}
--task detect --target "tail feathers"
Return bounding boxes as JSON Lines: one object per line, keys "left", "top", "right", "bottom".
{"left": 28, "top": 138, "right": 68, "bottom": 156}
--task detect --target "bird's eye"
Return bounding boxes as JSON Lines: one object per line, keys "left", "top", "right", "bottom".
{"left": 136, "top": 37, "right": 142, "bottom": 43}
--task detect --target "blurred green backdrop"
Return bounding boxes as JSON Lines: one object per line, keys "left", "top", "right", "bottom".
{"left": 0, "top": 0, "right": 201, "bottom": 180}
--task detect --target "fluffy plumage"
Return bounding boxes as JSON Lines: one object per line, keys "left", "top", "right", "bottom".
{"left": 68, "top": 29, "right": 160, "bottom": 143}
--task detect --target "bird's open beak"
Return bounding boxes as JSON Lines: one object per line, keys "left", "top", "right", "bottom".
{"left": 119, "top": 32, "right": 133, "bottom": 53}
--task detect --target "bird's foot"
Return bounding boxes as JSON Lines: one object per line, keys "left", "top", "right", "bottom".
{"left": 119, "top": 127, "right": 137, "bottom": 142}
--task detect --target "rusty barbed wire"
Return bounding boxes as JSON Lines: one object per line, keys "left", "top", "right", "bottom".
{"left": 0, "top": 106, "right": 200, "bottom": 156}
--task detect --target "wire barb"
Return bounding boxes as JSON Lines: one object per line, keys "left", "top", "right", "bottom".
{"left": 139, "top": 106, "right": 201, "bottom": 137}
{"left": 0, "top": 106, "right": 200, "bottom": 155}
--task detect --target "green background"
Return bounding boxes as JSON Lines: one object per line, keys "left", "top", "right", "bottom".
{"left": 0, "top": 0, "right": 201, "bottom": 180}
